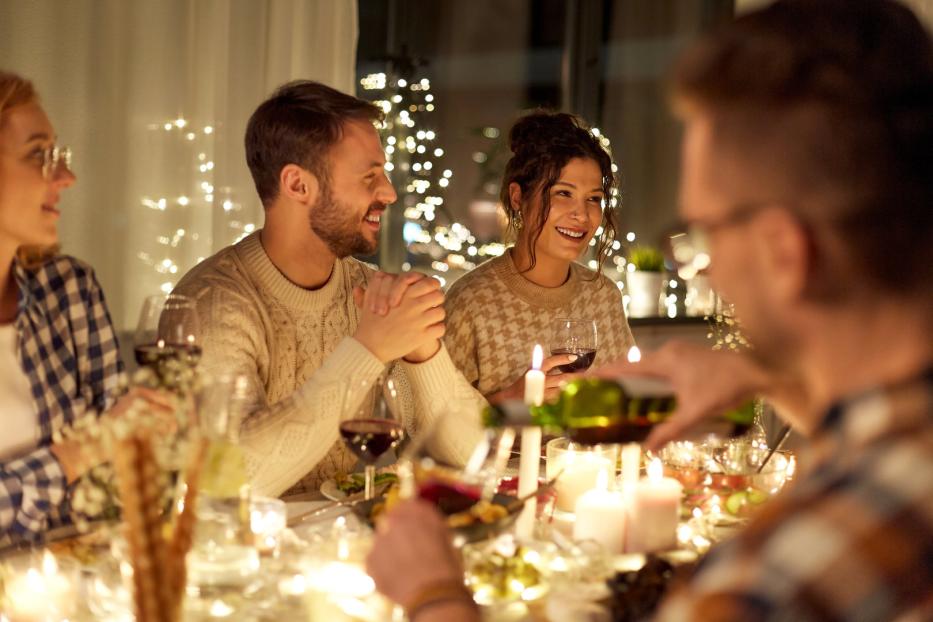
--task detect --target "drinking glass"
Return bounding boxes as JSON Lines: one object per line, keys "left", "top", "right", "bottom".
{"left": 339, "top": 377, "right": 405, "bottom": 500}
{"left": 549, "top": 318, "right": 598, "bottom": 373}
{"left": 188, "top": 374, "right": 259, "bottom": 599}
{"left": 399, "top": 411, "right": 515, "bottom": 517}
{"left": 658, "top": 437, "right": 796, "bottom": 526}
{"left": 133, "top": 294, "right": 202, "bottom": 382}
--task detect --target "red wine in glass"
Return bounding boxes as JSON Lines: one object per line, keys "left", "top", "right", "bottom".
{"left": 550, "top": 348, "right": 597, "bottom": 373}
{"left": 339, "top": 419, "right": 405, "bottom": 464}
{"left": 417, "top": 477, "right": 483, "bottom": 515}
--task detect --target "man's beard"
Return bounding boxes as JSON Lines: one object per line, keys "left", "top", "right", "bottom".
{"left": 310, "top": 184, "right": 379, "bottom": 258}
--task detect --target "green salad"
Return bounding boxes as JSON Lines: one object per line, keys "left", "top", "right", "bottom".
{"left": 335, "top": 472, "right": 398, "bottom": 495}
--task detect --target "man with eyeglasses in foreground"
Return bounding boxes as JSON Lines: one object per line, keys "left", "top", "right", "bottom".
{"left": 366, "top": 1, "right": 933, "bottom": 620}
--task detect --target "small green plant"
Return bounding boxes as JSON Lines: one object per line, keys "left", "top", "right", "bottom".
{"left": 627, "top": 245, "right": 665, "bottom": 272}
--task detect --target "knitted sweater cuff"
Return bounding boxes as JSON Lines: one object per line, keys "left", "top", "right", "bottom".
{"left": 312, "top": 337, "right": 387, "bottom": 389}
{"left": 399, "top": 344, "right": 461, "bottom": 396}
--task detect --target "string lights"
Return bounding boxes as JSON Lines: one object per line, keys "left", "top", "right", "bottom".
{"left": 359, "top": 71, "right": 644, "bottom": 291}
{"left": 138, "top": 119, "right": 256, "bottom": 294}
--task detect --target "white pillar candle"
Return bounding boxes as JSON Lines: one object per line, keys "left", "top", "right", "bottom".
{"left": 620, "top": 443, "right": 641, "bottom": 485}
{"left": 523, "top": 344, "right": 546, "bottom": 407}
{"left": 549, "top": 446, "right": 615, "bottom": 513}
{"left": 625, "top": 458, "right": 682, "bottom": 553}
{"left": 573, "top": 472, "right": 627, "bottom": 554}
{"left": 517, "top": 345, "right": 545, "bottom": 541}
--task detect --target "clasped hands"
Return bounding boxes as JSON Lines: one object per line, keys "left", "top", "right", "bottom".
{"left": 352, "top": 271, "right": 446, "bottom": 364}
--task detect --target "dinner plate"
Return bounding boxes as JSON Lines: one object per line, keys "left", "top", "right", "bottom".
{"left": 320, "top": 469, "right": 400, "bottom": 501}
{"left": 319, "top": 478, "right": 347, "bottom": 502}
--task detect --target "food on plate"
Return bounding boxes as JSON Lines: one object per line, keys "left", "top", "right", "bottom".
{"left": 335, "top": 471, "right": 398, "bottom": 495}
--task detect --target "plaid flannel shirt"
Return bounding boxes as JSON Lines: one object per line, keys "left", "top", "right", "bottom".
{"left": 656, "top": 367, "right": 933, "bottom": 622}
{"left": 0, "top": 256, "right": 123, "bottom": 544}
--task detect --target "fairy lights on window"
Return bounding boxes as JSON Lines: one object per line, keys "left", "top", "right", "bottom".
{"left": 139, "top": 118, "right": 257, "bottom": 289}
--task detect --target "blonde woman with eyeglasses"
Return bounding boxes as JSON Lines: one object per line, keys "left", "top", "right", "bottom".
{"left": 0, "top": 70, "right": 170, "bottom": 544}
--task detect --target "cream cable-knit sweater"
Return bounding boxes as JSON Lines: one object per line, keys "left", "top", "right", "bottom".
{"left": 444, "top": 251, "right": 636, "bottom": 397}
{"left": 173, "top": 232, "right": 485, "bottom": 496}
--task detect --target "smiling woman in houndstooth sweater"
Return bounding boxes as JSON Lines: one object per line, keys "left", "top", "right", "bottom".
{"left": 444, "top": 111, "right": 634, "bottom": 404}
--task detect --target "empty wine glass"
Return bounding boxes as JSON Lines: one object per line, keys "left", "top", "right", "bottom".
{"left": 549, "top": 318, "right": 598, "bottom": 373}
{"left": 339, "top": 377, "right": 405, "bottom": 500}
{"left": 133, "top": 294, "right": 201, "bottom": 383}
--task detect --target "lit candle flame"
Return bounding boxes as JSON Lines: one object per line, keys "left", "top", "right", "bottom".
{"left": 627, "top": 346, "right": 642, "bottom": 363}
{"left": 42, "top": 551, "right": 58, "bottom": 576}
{"left": 531, "top": 344, "right": 543, "bottom": 371}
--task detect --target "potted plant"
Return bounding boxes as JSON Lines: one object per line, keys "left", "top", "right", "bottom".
{"left": 626, "top": 246, "right": 666, "bottom": 317}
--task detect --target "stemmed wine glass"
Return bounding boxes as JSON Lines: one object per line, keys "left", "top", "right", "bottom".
{"left": 399, "top": 412, "right": 515, "bottom": 517}
{"left": 339, "top": 377, "right": 405, "bottom": 500}
{"left": 549, "top": 318, "right": 598, "bottom": 373}
{"left": 133, "top": 294, "right": 202, "bottom": 382}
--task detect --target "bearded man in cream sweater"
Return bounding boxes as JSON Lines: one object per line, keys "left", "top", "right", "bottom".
{"left": 173, "top": 81, "right": 485, "bottom": 497}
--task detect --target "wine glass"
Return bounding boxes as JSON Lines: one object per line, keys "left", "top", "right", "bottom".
{"left": 399, "top": 412, "right": 516, "bottom": 518}
{"left": 339, "top": 377, "right": 406, "bottom": 500}
{"left": 133, "top": 294, "right": 202, "bottom": 381}
{"left": 549, "top": 318, "right": 598, "bottom": 373}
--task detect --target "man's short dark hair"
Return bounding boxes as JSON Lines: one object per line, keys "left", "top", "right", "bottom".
{"left": 245, "top": 80, "right": 384, "bottom": 207}
{"left": 672, "top": 0, "right": 933, "bottom": 298}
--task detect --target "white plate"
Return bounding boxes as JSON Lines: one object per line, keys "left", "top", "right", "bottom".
{"left": 319, "top": 478, "right": 348, "bottom": 501}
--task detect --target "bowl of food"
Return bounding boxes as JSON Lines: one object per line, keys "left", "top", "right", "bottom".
{"left": 659, "top": 438, "right": 795, "bottom": 523}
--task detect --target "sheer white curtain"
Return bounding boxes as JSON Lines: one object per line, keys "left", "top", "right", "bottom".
{"left": 0, "top": 0, "right": 358, "bottom": 330}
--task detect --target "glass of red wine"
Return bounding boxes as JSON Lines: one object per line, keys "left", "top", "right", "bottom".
{"left": 549, "top": 318, "right": 598, "bottom": 373}
{"left": 339, "top": 377, "right": 405, "bottom": 500}
{"left": 399, "top": 411, "right": 516, "bottom": 518}
{"left": 134, "top": 294, "right": 202, "bottom": 385}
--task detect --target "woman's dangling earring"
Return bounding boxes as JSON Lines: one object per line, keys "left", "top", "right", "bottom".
{"left": 513, "top": 210, "right": 523, "bottom": 230}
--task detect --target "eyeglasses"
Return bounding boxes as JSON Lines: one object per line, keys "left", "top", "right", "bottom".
{"left": 38, "top": 145, "right": 73, "bottom": 180}
{"left": 666, "top": 202, "right": 771, "bottom": 279}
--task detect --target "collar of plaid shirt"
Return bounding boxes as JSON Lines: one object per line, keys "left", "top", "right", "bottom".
{"left": 11, "top": 256, "right": 124, "bottom": 445}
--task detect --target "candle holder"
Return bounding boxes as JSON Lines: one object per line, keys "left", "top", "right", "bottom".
{"left": 1, "top": 551, "right": 78, "bottom": 621}
{"left": 250, "top": 496, "right": 288, "bottom": 556}
{"left": 464, "top": 530, "right": 614, "bottom": 612}
{"left": 463, "top": 535, "right": 554, "bottom": 606}
{"left": 296, "top": 516, "right": 392, "bottom": 621}
{"left": 86, "top": 548, "right": 135, "bottom": 621}
{"left": 545, "top": 437, "right": 619, "bottom": 516}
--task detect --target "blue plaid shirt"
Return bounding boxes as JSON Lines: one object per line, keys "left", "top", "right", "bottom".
{"left": 0, "top": 255, "right": 123, "bottom": 543}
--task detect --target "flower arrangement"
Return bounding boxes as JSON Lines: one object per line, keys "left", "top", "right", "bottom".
{"left": 706, "top": 305, "right": 751, "bottom": 351}
{"left": 56, "top": 356, "right": 202, "bottom": 530}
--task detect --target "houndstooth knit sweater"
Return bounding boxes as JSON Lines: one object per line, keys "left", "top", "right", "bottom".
{"left": 173, "top": 232, "right": 485, "bottom": 497}
{"left": 444, "top": 251, "right": 635, "bottom": 398}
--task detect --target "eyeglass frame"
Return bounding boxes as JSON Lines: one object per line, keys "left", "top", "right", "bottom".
{"left": 665, "top": 202, "right": 775, "bottom": 279}
{"left": 38, "top": 145, "right": 73, "bottom": 180}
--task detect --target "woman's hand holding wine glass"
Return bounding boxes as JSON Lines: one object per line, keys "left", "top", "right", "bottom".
{"left": 549, "top": 318, "right": 598, "bottom": 373}
{"left": 485, "top": 351, "right": 582, "bottom": 405}
{"left": 133, "top": 294, "right": 202, "bottom": 389}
